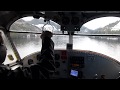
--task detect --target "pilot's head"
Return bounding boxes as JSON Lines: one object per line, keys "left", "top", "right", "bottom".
{"left": 40, "top": 31, "right": 53, "bottom": 39}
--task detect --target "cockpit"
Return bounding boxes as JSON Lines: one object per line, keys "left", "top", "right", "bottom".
{"left": 1, "top": 11, "right": 120, "bottom": 79}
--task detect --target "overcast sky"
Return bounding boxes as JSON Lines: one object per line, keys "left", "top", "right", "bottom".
{"left": 22, "top": 16, "right": 120, "bottom": 30}
{"left": 83, "top": 17, "right": 120, "bottom": 30}
{"left": 22, "top": 16, "right": 34, "bottom": 21}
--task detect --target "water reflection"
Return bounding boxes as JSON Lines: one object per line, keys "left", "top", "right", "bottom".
{"left": 4, "top": 33, "right": 120, "bottom": 64}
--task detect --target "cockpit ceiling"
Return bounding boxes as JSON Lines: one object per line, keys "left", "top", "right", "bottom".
{"left": 0, "top": 11, "right": 120, "bottom": 31}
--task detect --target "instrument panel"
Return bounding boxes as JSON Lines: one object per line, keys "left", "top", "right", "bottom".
{"left": 22, "top": 50, "right": 120, "bottom": 79}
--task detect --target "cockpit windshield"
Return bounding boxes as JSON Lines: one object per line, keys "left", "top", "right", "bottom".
{"left": 3, "top": 16, "right": 120, "bottom": 65}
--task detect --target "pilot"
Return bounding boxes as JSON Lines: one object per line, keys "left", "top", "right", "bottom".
{"left": 25, "top": 31, "right": 56, "bottom": 79}
{"left": 0, "top": 32, "right": 7, "bottom": 64}
{"left": 0, "top": 32, "right": 18, "bottom": 80}
{"left": 39, "top": 31, "right": 55, "bottom": 70}
{"left": 0, "top": 32, "right": 10, "bottom": 79}
{"left": 36, "top": 31, "right": 56, "bottom": 78}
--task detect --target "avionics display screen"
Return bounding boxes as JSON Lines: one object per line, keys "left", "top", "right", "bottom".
{"left": 70, "top": 69, "right": 78, "bottom": 77}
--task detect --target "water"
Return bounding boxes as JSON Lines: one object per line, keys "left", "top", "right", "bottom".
{"left": 3, "top": 33, "right": 120, "bottom": 64}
